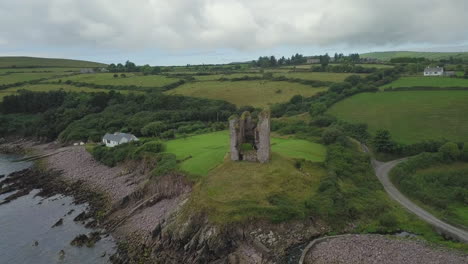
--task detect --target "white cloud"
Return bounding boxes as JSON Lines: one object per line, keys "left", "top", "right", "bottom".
{"left": 0, "top": 0, "right": 467, "bottom": 51}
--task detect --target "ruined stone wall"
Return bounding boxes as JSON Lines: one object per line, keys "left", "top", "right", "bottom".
{"left": 229, "top": 111, "right": 270, "bottom": 163}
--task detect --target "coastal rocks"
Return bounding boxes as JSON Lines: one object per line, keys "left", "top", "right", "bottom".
{"left": 51, "top": 218, "right": 64, "bottom": 228}
{"left": 70, "top": 232, "right": 102, "bottom": 248}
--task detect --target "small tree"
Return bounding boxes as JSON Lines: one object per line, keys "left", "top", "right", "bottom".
{"left": 113, "top": 74, "right": 118, "bottom": 78}
{"left": 438, "top": 142, "right": 460, "bottom": 160}
{"left": 120, "top": 73, "right": 126, "bottom": 78}
{"left": 373, "top": 129, "right": 395, "bottom": 153}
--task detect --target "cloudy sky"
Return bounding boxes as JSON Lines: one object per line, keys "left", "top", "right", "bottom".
{"left": 1, "top": 0, "right": 467, "bottom": 65}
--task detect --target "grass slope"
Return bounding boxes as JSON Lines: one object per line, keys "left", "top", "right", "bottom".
{"left": 328, "top": 91, "right": 468, "bottom": 143}
{"left": 48, "top": 73, "right": 180, "bottom": 88}
{"left": 189, "top": 153, "right": 326, "bottom": 223}
{"left": 165, "top": 131, "right": 326, "bottom": 177}
{"left": 381, "top": 76, "right": 468, "bottom": 89}
{"left": 0, "top": 56, "right": 106, "bottom": 68}
{"left": 408, "top": 163, "right": 468, "bottom": 227}
{"left": 362, "top": 51, "right": 468, "bottom": 61}
{"left": 166, "top": 80, "right": 327, "bottom": 107}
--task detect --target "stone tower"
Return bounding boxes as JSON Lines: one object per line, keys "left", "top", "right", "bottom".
{"left": 229, "top": 110, "right": 270, "bottom": 163}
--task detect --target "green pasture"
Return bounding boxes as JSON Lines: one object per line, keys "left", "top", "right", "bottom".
{"left": 166, "top": 80, "right": 327, "bottom": 107}
{"left": 381, "top": 76, "right": 468, "bottom": 89}
{"left": 328, "top": 91, "right": 468, "bottom": 144}
{"left": 0, "top": 72, "right": 70, "bottom": 85}
{"left": 0, "top": 67, "right": 82, "bottom": 74}
{"left": 0, "top": 84, "right": 144, "bottom": 101}
{"left": 273, "top": 72, "right": 366, "bottom": 82}
{"left": 47, "top": 73, "right": 181, "bottom": 87}
{"left": 165, "top": 131, "right": 326, "bottom": 177}
{"left": 193, "top": 73, "right": 262, "bottom": 81}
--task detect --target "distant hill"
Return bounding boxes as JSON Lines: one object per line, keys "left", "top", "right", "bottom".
{"left": 361, "top": 51, "right": 468, "bottom": 61}
{"left": 0, "top": 56, "right": 107, "bottom": 68}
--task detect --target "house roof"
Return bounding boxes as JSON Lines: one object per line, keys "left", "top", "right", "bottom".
{"left": 424, "top": 66, "right": 444, "bottom": 72}
{"left": 103, "top": 132, "right": 138, "bottom": 142}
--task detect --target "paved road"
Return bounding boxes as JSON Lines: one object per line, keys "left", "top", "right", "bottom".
{"left": 373, "top": 158, "right": 468, "bottom": 243}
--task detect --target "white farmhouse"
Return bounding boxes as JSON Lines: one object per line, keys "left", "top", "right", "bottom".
{"left": 102, "top": 132, "right": 138, "bottom": 147}
{"left": 424, "top": 66, "right": 444, "bottom": 76}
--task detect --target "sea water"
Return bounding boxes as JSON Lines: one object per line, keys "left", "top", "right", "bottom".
{"left": 0, "top": 154, "right": 116, "bottom": 264}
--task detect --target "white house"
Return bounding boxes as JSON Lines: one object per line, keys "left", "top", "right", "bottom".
{"left": 102, "top": 132, "right": 138, "bottom": 147}
{"left": 424, "top": 66, "right": 444, "bottom": 76}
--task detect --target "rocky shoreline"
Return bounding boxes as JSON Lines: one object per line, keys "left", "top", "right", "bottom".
{"left": 2, "top": 140, "right": 467, "bottom": 264}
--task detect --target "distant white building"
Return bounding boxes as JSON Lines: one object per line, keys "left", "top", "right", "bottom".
{"left": 102, "top": 132, "right": 138, "bottom": 147}
{"left": 424, "top": 66, "right": 444, "bottom": 76}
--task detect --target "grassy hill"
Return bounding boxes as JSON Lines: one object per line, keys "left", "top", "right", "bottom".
{"left": 361, "top": 51, "right": 468, "bottom": 61}
{"left": 0, "top": 56, "right": 107, "bottom": 68}
{"left": 327, "top": 91, "right": 468, "bottom": 144}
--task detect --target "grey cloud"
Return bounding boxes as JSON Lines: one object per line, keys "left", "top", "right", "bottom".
{"left": 0, "top": 0, "right": 467, "bottom": 51}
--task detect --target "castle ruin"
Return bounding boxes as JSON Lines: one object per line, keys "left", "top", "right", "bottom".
{"left": 229, "top": 110, "right": 270, "bottom": 163}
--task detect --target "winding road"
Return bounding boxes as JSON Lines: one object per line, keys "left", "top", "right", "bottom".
{"left": 373, "top": 158, "right": 468, "bottom": 243}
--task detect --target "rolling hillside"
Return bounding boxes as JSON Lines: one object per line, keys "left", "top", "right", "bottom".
{"left": 361, "top": 51, "right": 468, "bottom": 61}
{"left": 0, "top": 56, "right": 107, "bottom": 68}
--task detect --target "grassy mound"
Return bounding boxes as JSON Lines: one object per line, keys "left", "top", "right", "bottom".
{"left": 166, "top": 80, "right": 327, "bottom": 107}
{"left": 328, "top": 91, "right": 468, "bottom": 143}
{"left": 0, "top": 56, "right": 106, "bottom": 68}
{"left": 165, "top": 131, "right": 326, "bottom": 178}
{"left": 189, "top": 153, "right": 326, "bottom": 223}
{"left": 381, "top": 77, "right": 468, "bottom": 89}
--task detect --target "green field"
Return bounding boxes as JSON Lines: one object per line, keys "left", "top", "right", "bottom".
{"left": 165, "top": 131, "right": 326, "bottom": 177}
{"left": 273, "top": 72, "right": 366, "bottom": 82}
{"left": 0, "top": 72, "right": 71, "bottom": 85}
{"left": 193, "top": 73, "right": 262, "bottom": 81}
{"left": 0, "top": 56, "right": 106, "bottom": 68}
{"left": 382, "top": 76, "right": 468, "bottom": 89}
{"left": 47, "top": 73, "right": 180, "bottom": 87}
{"left": 0, "top": 67, "right": 83, "bottom": 73}
{"left": 0, "top": 84, "right": 144, "bottom": 101}
{"left": 328, "top": 91, "right": 468, "bottom": 143}
{"left": 362, "top": 51, "right": 468, "bottom": 61}
{"left": 166, "top": 80, "right": 327, "bottom": 107}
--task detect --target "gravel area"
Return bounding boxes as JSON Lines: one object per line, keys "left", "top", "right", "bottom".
{"left": 305, "top": 234, "right": 468, "bottom": 264}
{"left": 44, "top": 146, "right": 139, "bottom": 202}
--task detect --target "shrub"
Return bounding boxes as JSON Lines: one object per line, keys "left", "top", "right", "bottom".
{"left": 160, "top": 130, "right": 175, "bottom": 139}
{"left": 373, "top": 129, "right": 396, "bottom": 153}
{"left": 322, "top": 127, "right": 343, "bottom": 145}
{"left": 461, "top": 144, "right": 468, "bottom": 162}
{"left": 438, "top": 142, "right": 460, "bottom": 160}
{"left": 141, "top": 121, "right": 167, "bottom": 137}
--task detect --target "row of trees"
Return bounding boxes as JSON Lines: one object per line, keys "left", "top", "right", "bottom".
{"left": 107, "top": 61, "right": 162, "bottom": 75}
{"left": 251, "top": 54, "right": 307, "bottom": 67}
